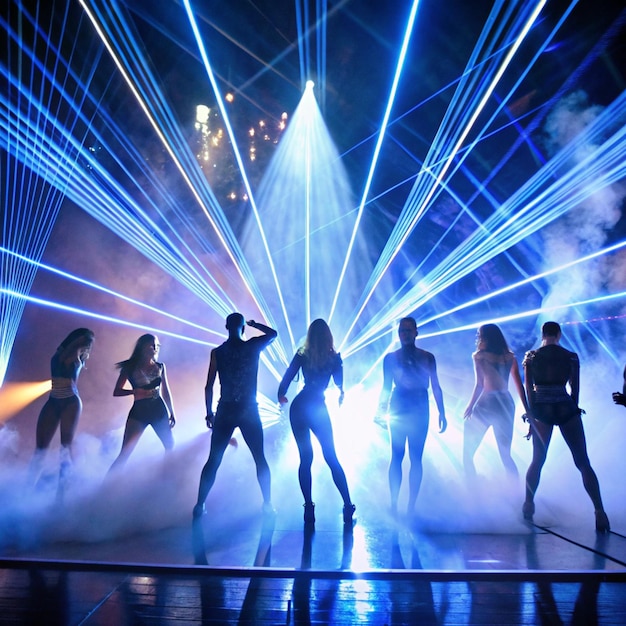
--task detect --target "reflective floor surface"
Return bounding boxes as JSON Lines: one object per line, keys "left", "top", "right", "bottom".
{"left": 2, "top": 504, "right": 626, "bottom": 625}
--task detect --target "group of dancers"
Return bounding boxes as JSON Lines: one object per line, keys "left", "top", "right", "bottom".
{"left": 29, "top": 315, "right": 614, "bottom": 532}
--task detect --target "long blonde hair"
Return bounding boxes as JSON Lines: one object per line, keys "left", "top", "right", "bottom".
{"left": 301, "top": 319, "right": 336, "bottom": 370}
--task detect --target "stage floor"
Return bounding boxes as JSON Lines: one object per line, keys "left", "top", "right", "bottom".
{"left": 2, "top": 503, "right": 626, "bottom": 625}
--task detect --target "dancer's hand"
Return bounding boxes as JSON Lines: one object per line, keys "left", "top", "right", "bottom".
{"left": 206, "top": 412, "right": 215, "bottom": 428}
{"left": 612, "top": 392, "right": 626, "bottom": 407}
{"left": 438, "top": 413, "right": 447, "bottom": 433}
{"left": 169, "top": 413, "right": 176, "bottom": 428}
{"left": 338, "top": 390, "right": 345, "bottom": 407}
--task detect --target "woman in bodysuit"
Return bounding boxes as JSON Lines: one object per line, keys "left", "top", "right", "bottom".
{"left": 522, "top": 321, "right": 609, "bottom": 532}
{"left": 278, "top": 319, "right": 355, "bottom": 526}
{"left": 108, "top": 334, "right": 176, "bottom": 472}
{"left": 463, "top": 324, "right": 529, "bottom": 480}
{"left": 29, "top": 328, "right": 95, "bottom": 494}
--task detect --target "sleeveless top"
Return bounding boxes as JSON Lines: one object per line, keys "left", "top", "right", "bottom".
{"left": 215, "top": 335, "right": 274, "bottom": 403}
{"left": 125, "top": 362, "right": 164, "bottom": 394}
{"left": 50, "top": 352, "right": 82, "bottom": 399}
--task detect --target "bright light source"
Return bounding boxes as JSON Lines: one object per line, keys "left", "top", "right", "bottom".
{"left": 195, "top": 104, "right": 210, "bottom": 124}
{"left": 0, "top": 381, "right": 51, "bottom": 423}
{"left": 305, "top": 80, "right": 314, "bottom": 90}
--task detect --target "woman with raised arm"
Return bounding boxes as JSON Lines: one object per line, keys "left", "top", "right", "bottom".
{"left": 29, "top": 328, "right": 95, "bottom": 497}
{"left": 108, "top": 334, "right": 176, "bottom": 472}
{"left": 278, "top": 319, "right": 355, "bottom": 526}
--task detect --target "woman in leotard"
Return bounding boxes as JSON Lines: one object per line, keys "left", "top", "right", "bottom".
{"left": 278, "top": 319, "right": 355, "bottom": 526}
{"left": 522, "top": 321, "right": 609, "bottom": 532}
{"left": 463, "top": 324, "right": 529, "bottom": 480}
{"left": 29, "top": 328, "right": 95, "bottom": 494}
{"left": 108, "top": 334, "right": 176, "bottom": 472}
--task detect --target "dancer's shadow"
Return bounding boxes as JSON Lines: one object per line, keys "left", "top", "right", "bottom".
{"left": 237, "top": 514, "right": 276, "bottom": 624}
{"left": 391, "top": 530, "right": 439, "bottom": 623}
{"left": 463, "top": 543, "right": 523, "bottom": 626}
{"left": 526, "top": 528, "right": 605, "bottom": 624}
{"left": 28, "top": 569, "right": 69, "bottom": 626}
{"left": 291, "top": 524, "right": 354, "bottom": 625}
{"left": 199, "top": 514, "right": 276, "bottom": 623}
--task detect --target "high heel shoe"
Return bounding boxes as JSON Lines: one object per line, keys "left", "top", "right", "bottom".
{"left": 595, "top": 509, "right": 610, "bottom": 533}
{"left": 304, "top": 502, "right": 315, "bottom": 525}
{"left": 522, "top": 501, "right": 535, "bottom": 521}
{"left": 192, "top": 503, "right": 206, "bottom": 519}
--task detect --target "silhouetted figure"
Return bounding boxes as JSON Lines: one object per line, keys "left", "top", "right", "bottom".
{"left": 278, "top": 318, "right": 355, "bottom": 526}
{"left": 29, "top": 328, "right": 95, "bottom": 501}
{"left": 463, "top": 324, "right": 529, "bottom": 480}
{"left": 376, "top": 317, "right": 447, "bottom": 517}
{"left": 611, "top": 364, "right": 626, "bottom": 407}
{"left": 193, "top": 314, "right": 276, "bottom": 519}
{"left": 522, "top": 321, "right": 609, "bottom": 532}
{"left": 108, "top": 334, "right": 176, "bottom": 472}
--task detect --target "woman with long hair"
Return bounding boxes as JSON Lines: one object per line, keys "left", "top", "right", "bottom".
{"left": 278, "top": 319, "right": 355, "bottom": 526}
{"left": 108, "top": 334, "right": 176, "bottom": 472}
{"left": 463, "top": 323, "right": 529, "bottom": 480}
{"left": 29, "top": 328, "right": 95, "bottom": 497}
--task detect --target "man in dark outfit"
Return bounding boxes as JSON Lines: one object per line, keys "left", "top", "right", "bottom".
{"left": 193, "top": 313, "right": 277, "bottom": 518}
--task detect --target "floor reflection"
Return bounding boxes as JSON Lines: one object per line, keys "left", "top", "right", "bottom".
{"left": 28, "top": 569, "right": 69, "bottom": 626}
{"left": 526, "top": 528, "right": 607, "bottom": 625}
{"left": 390, "top": 530, "right": 439, "bottom": 624}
